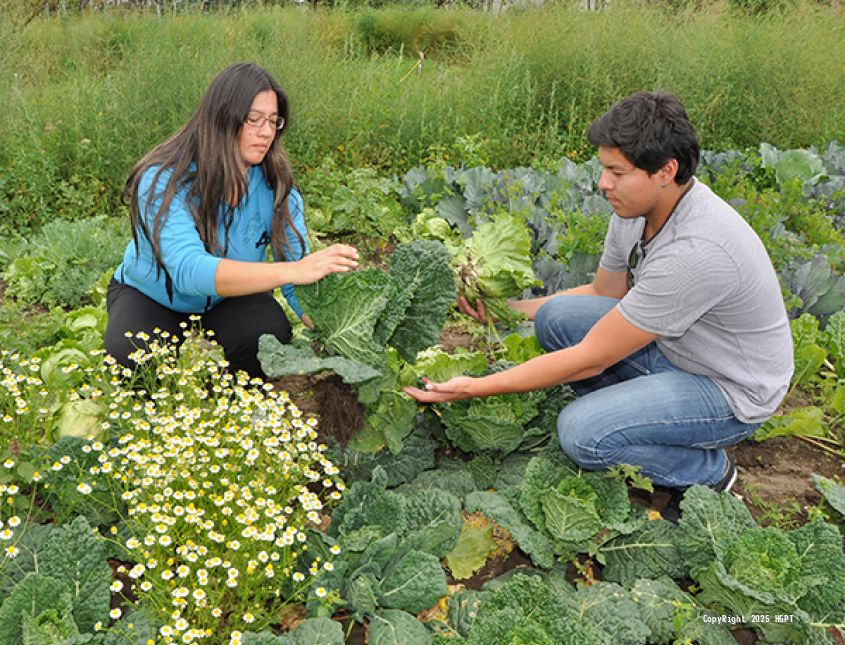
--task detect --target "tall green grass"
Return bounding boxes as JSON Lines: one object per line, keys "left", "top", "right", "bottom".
{"left": 0, "top": 2, "right": 843, "bottom": 232}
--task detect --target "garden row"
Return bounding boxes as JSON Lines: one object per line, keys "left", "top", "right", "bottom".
{"left": 1, "top": 143, "right": 845, "bottom": 643}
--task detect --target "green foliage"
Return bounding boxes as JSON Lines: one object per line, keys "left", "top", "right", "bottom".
{"left": 369, "top": 609, "right": 433, "bottom": 645}
{"left": 598, "top": 520, "right": 687, "bottom": 586}
{"left": 812, "top": 474, "right": 845, "bottom": 517}
{"left": 0, "top": 573, "right": 75, "bottom": 645}
{"left": 302, "top": 159, "right": 405, "bottom": 246}
{"left": 2, "top": 216, "right": 125, "bottom": 309}
{"left": 454, "top": 213, "right": 538, "bottom": 327}
{"left": 444, "top": 519, "right": 497, "bottom": 580}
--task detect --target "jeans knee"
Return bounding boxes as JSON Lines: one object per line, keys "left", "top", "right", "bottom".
{"left": 535, "top": 298, "right": 569, "bottom": 352}
{"left": 557, "top": 405, "right": 595, "bottom": 467}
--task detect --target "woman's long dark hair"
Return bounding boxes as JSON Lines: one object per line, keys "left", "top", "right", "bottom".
{"left": 124, "top": 63, "right": 304, "bottom": 288}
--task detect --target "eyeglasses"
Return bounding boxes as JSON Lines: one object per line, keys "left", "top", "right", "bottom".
{"left": 244, "top": 113, "right": 285, "bottom": 131}
{"left": 627, "top": 240, "right": 644, "bottom": 290}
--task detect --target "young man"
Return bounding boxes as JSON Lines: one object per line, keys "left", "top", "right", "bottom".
{"left": 404, "top": 91, "right": 793, "bottom": 491}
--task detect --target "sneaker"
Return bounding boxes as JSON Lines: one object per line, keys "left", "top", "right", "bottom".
{"left": 713, "top": 453, "right": 738, "bottom": 493}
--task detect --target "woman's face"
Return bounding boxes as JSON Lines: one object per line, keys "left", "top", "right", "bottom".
{"left": 238, "top": 90, "right": 279, "bottom": 166}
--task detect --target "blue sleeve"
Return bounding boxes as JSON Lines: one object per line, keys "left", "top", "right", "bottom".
{"left": 279, "top": 187, "right": 310, "bottom": 319}
{"left": 138, "top": 167, "right": 221, "bottom": 297}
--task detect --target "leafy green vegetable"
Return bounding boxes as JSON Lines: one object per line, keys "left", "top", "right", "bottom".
{"left": 22, "top": 606, "right": 79, "bottom": 645}
{"left": 40, "top": 516, "right": 111, "bottom": 633}
{"left": 378, "top": 549, "right": 447, "bottom": 613}
{"left": 257, "top": 337, "right": 382, "bottom": 384}
{"left": 402, "top": 488, "right": 463, "bottom": 559}
{"left": 812, "top": 474, "right": 845, "bottom": 516}
{"left": 454, "top": 213, "right": 538, "bottom": 326}
{"left": 369, "top": 609, "right": 433, "bottom": 645}
{"left": 676, "top": 486, "right": 757, "bottom": 576}
{"left": 299, "top": 269, "right": 393, "bottom": 367}
{"left": 570, "top": 582, "right": 651, "bottom": 645}
{"left": 444, "top": 519, "right": 498, "bottom": 580}
{"left": 598, "top": 520, "right": 687, "bottom": 586}
{"left": 381, "top": 240, "right": 456, "bottom": 363}
{"left": 0, "top": 573, "right": 74, "bottom": 645}
{"left": 440, "top": 386, "right": 546, "bottom": 456}
{"left": 463, "top": 490, "right": 554, "bottom": 569}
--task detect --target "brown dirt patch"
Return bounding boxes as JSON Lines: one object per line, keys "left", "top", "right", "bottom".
{"left": 437, "top": 325, "right": 476, "bottom": 354}
{"left": 269, "top": 373, "right": 365, "bottom": 447}
{"left": 733, "top": 435, "right": 845, "bottom": 516}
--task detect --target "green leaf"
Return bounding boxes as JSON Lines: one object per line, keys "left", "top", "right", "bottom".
{"left": 369, "top": 609, "right": 433, "bottom": 645}
{"left": 291, "top": 617, "right": 344, "bottom": 645}
{"left": 402, "top": 488, "right": 463, "bottom": 559}
{"left": 447, "top": 589, "right": 488, "bottom": 638}
{"left": 822, "top": 311, "right": 845, "bottom": 373}
{"left": 790, "top": 342, "right": 826, "bottom": 391}
{"left": 541, "top": 477, "right": 602, "bottom": 543}
{"left": 753, "top": 406, "right": 827, "bottom": 441}
{"left": 242, "top": 631, "right": 293, "bottom": 645}
{"left": 445, "top": 519, "right": 498, "bottom": 580}
{"left": 464, "top": 490, "right": 554, "bottom": 569}
{"left": 354, "top": 390, "right": 417, "bottom": 455}
{"left": 570, "top": 582, "right": 651, "bottom": 645}
{"left": 676, "top": 486, "right": 756, "bottom": 577}
{"left": 345, "top": 573, "right": 379, "bottom": 622}
{"left": 297, "top": 269, "right": 393, "bottom": 367}
{"left": 257, "top": 336, "right": 381, "bottom": 383}
{"left": 0, "top": 573, "right": 73, "bottom": 645}
{"left": 22, "top": 607, "right": 79, "bottom": 645}
{"left": 378, "top": 550, "right": 447, "bottom": 613}
{"left": 599, "top": 520, "right": 687, "bottom": 586}
{"left": 0, "top": 524, "right": 55, "bottom": 603}
{"left": 384, "top": 241, "right": 455, "bottom": 363}
{"left": 41, "top": 516, "right": 111, "bottom": 633}
{"left": 812, "top": 474, "right": 845, "bottom": 515}
{"left": 630, "top": 577, "right": 735, "bottom": 645}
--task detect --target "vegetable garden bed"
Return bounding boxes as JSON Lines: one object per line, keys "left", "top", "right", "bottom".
{"left": 1, "top": 143, "right": 845, "bottom": 644}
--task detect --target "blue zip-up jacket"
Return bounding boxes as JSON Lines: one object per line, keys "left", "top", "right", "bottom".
{"left": 115, "top": 164, "right": 308, "bottom": 317}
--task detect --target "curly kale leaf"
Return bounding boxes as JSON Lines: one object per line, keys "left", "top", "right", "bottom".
{"left": 465, "top": 573, "right": 612, "bottom": 645}
{"left": 569, "top": 582, "right": 651, "bottom": 645}
{"left": 676, "top": 485, "right": 756, "bottom": 576}
{"left": 0, "top": 573, "right": 74, "bottom": 645}
{"left": 790, "top": 519, "right": 845, "bottom": 622}
{"left": 41, "top": 516, "right": 111, "bottom": 633}
{"left": 329, "top": 472, "right": 408, "bottom": 546}
{"left": 401, "top": 488, "right": 463, "bottom": 559}
{"left": 297, "top": 269, "right": 393, "bottom": 367}
{"left": 381, "top": 240, "right": 455, "bottom": 363}
{"left": 598, "top": 520, "right": 687, "bottom": 586}
{"left": 440, "top": 389, "right": 546, "bottom": 456}
{"left": 369, "top": 609, "right": 433, "bottom": 645}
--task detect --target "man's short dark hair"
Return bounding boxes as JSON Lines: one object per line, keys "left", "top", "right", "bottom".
{"left": 587, "top": 91, "right": 700, "bottom": 184}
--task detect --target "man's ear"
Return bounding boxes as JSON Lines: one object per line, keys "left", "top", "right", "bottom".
{"left": 659, "top": 159, "right": 679, "bottom": 184}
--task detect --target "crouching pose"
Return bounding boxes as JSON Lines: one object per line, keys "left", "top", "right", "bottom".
{"left": 105, "top": 63, "right": 358, "bottom": 378}
{"left": 405, "top": 91, "right": 793, "bottom": 491}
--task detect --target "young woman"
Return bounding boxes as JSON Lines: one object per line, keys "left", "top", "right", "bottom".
{"left": 104, "top": 62, "right": 358, "bottom": 378}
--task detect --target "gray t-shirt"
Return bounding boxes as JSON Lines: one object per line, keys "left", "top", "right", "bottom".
{"left": 599, "top": 180, "right": 793, "bottom": 424}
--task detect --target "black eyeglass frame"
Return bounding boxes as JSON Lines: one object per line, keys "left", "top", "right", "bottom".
{"left": 243, "top": 113, "right": 286, "bottom": 131}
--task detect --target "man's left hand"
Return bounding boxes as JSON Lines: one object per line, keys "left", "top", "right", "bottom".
{"left": 403, "top": 376, "right": 477, "bottom": 403}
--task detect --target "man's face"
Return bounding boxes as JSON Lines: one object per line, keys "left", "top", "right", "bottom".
{"left": 596, "top": 146, "right": 665, "bottom": 219}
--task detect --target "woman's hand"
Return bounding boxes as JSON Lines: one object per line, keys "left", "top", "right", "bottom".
{"left": 403, "top": 376, "right": 477, "bottom": 404}
{"left": 301, "top": 314, "right": 315, "bottom": 330}
{"left": 292, "top": 244, "right": 359, "bottom": 285}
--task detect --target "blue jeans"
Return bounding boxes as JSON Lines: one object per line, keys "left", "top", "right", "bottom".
{"left": 534, "top": 295, "right": 759, "bottom": 488}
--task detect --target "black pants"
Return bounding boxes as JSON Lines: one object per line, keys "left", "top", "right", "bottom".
{"left": 104, "top": 279, "right": 292, "bottom": 379}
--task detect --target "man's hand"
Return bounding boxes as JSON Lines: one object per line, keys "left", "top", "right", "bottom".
{"left": 301, "top": 314, "right": 315, "bottom": 330}
{"left": 457, "top": 296, "right": 490, "bottom": 323}
{"left": 403, "top": 376, "right": 477, "bottom": 404}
